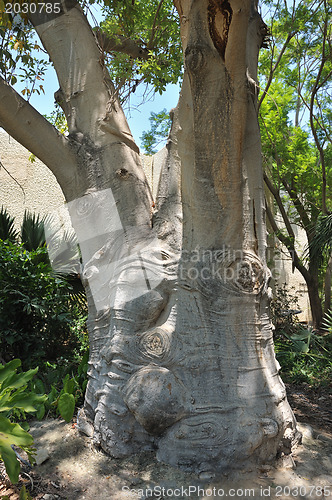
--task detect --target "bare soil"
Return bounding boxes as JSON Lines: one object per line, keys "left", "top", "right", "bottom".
{"left": 0, "top": 384, "right": 331, "bottom": 500}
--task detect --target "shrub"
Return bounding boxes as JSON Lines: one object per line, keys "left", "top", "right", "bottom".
{"left": 0, "top": 240, "right": 86, "bottom": 369}
{"left": 0, "top": 359, "right": 47, "bottom": 484}
{"left": 270, "top": 283, "right": 301, "bottom": 336}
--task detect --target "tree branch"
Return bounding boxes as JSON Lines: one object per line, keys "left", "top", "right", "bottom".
{"left": 30, "top": 0, "right": 138, "bottom": 152}
{"left": 258, "top": 31, "right": 295, "bottom": 111}
{"left": 26, "top": 0, "right": 154, "bottom": 234}
{"left": 265, "top": 202, "right": 310, "bottom": 280}
{"left": 309, "top": 6, "right": 329, "bottom": 214}
{"left": 264, "top": 172, "right": 295, "bottom": 242}
{"left": 96, "top": 31, "right": 150, "bottom": 60}
{"left": 0, "top": 76, "right": 77, "bottom": 191}
{"left": 147, "top": 0, "right": 164, "bottom": 49}
{"left": 281, "top": 177, "right": 313, "bottom": 235}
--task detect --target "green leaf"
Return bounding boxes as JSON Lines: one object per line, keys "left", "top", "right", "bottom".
{"left": 36, "top": 404, "right": 45, "bottom": 421}
{"left": 289, "top": 330, "right": 312, "bottom": 341}
{"left": 19, "top": 485, "right": 32, "bottom": 500}
{"left": 20, "top": 422, "right": 30, "bottom": 432}
{"left": 0, "top": 415, "right": 33, "bottom": 483}
{"left": 1, "top": 367, "right": 39, "bottom": 391}
{"left": 63, "top": 377, "right": 75, "bottom": 395}
{"left": 292, "top": 340, "right": 310, "bottom": 353}
{"left": 33, "top": 378, "right": 45, "bottom": 395}
{"left": 48, "top": 386, "right": 58, "bottom": 404}
{"left": 0, "top": 443, "right": 20, "bottom": 484}
{"left": 0, "top": 359, "right": 21, "bottom": 384}
{"left": 58, "top": 393, "right": 75, "bottom": 423}
{"left": 5, "top": 392, "right": 47, "bottom": 412}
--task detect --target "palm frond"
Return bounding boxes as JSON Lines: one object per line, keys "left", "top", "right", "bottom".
{"left": 21, "top": 210, "right": 49, "bottom": 251}
{"left": 47, "top": 226, "right": 81, "bottom": 275}
{"left": 304, "top": 213, "right": 332, "bottom": 265}
{"left": 321, "top": 309, "right": 332, "bottom": 334}
{"left": 0, "top": 206, "right": 19, "bottom": 242}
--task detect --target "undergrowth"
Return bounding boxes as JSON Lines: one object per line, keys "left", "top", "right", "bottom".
{"left": 272, "top": 284, "right": 332, "bottom": 389}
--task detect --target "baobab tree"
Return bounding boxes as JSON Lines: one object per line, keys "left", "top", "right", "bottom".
{"left": 0, "top": 0, "right": 300, "bottom": 474}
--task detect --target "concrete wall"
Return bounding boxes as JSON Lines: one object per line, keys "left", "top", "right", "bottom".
{"left": 267, "top": 218, "right": 312, "bottom": 324}
{"left": 0, "top": 130, "right": 164, "bottom": 227}
{"left": 0, "top": 130, "right": 67, "bottom": 227}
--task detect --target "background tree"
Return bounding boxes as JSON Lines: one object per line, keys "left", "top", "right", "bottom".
{"left": 140, "top": 108, "right": 171, "bottom": 154}
{"left": 258, "top": 0, "right": 332, "bottom": 328}
{"left": 0, "top": 0, "right": 300, "bottom": 473}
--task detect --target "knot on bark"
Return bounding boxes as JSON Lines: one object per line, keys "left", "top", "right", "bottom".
{"left": 123, "top": 366, "right": 188, "bottom": 435}
{"left": 116, "top": 168, "right": 130, "bottom": 179}
{"left": 139, "top": 327, "right": 172, "bottom": 362}
{"left": 229, "top": 254, "right": 265, "bottom": 294}
{"left": 185, "top": 46, "right": 207, "bottom": 73}
{"left": 260, "top": 418, "right": 279, "bottom": 438}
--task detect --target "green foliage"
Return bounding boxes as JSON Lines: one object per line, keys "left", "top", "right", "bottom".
{"left": 270, "top": 284, "right": 301, "bottom": 336}
{"left": 259, "top": 81, "right": 322, "bottom": 223}
{"left": 272, "top": 289, "right": 332, "bottom": 387}
{"left": 0, "top": 416, "right": 32, "bottom": 484}
{"left": 283, "top": 326, "right": 314, "bottom": 354}
{"left": 19, "top": 485, "right": 32, "bottom": 500}
{"left": 100, "top": 0, "right": 182, "bottom": 99}
{"left": 0, "top": 240, "right": 86, "bottom": 368}
{"left": 259, "top": 0, "right": 332, "bottom": 210}
{"left": 20, "top": 210, "right": 47, "bottom": 252}
{"left": 44, "top": 103, "right": 68, "bottom": 135}
{"left": 31, "top": 351, "right": 89, "bottom": 422}
{"left": 259, "top": 1, "right": 332, "bottom": 326}
{"left": 0, "top": 359, "right": 47, "bottom": 484}
{"left": 0, "top": 206, "right": 18, "bottom": 242}
{"left": 306, "top": 213, "right": 332, "bottom": 267}
{"left": 321, "top": 309, "right": 332, "bottom": 335}
{"left": 275, "top": 328, "right": 332, "bottom": 387}
{"left": 0, "top": 208, "right": 88, "bottom": 427}
{"left": 0, "top": 21, "right": 48, "bottom": 96}
{"left": 57, "top": 393, "right": 75, "bottom": 423}
{"left": 140, "top": 108, "right": 171, "bottom": 154}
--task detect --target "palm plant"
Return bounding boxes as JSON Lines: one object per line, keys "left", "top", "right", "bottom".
{"left": 305, "top": 213, "right": 332, "bottom": 317}
{"left": 0, "top": 207, "right": 85, "bottom": 306}
{"left": 0, "top": 207, "right": 19, "bottom": 242}
{"left": 307, "top": 213, "right": 332, "bottom": 266}
{"left": 21, "top": 210, "right": 47, "bottom": 251}
{"left": 47, "top": 227, "right": 86, "bottom": 310}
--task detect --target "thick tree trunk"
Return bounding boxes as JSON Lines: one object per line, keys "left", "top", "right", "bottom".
{"left": 79, "top": 0, "right": 300, "bottom": 473}
{"left": 0, "top": 0, "right": 301, "bottom": 475}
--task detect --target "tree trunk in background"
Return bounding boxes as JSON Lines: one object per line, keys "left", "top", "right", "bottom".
{"left": 307, "top": 259, "right": 323, "bottom": 328}
{"left": 307, "top": 278, "right": 323, "bottom": 328}
{"left": 324, "top": 256, "right": 332, "bottom": 316}
{"left": 0, "top": 0, "right": 301, "bottom": 475}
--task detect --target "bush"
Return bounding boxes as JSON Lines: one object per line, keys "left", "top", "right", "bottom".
{"left": 0, "top": 240, "right": 87, "bottom": 369}
{"left": 271, "top": 285, "right": 332, "bottom": 387}
{"left": 270, "top": 283, "right": 301, "bottom": 336}
{"left": 0, "top": 359, "right": 47, "bottom": 484}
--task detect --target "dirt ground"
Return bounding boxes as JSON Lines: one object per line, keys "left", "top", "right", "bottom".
{"left": 0, "top": 384, "right": 331, "bottom": 500}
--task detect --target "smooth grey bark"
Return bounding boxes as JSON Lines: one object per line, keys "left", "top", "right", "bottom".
{"left": 0, "top": 0, "right": 300, "bottom": 474}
